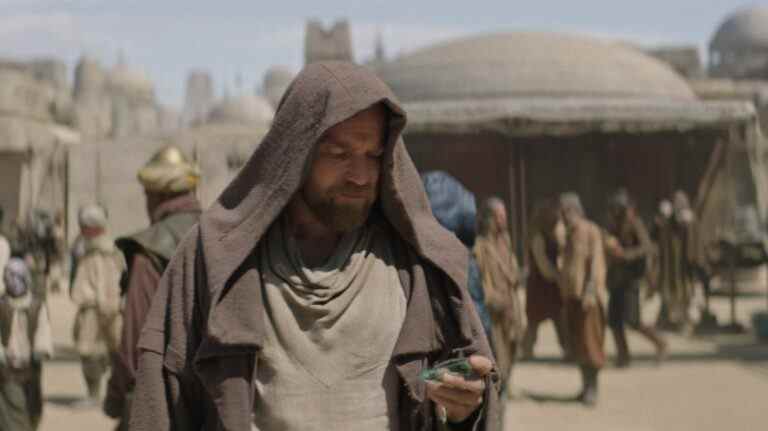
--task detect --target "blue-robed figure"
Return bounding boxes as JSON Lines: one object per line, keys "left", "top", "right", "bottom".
{"left": 421, "top": 171, "right": 493, "bottom": 341}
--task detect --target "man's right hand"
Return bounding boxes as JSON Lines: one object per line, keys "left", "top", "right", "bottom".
{"left": 581, "top": 292, "right": 597, "bottom": 311}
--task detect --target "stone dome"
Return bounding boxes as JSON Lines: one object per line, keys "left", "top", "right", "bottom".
{"left": 711, "top": 6, "right": 768, "bottom": 52}
{"left": 107, "top": 62, "right": 154, "bottom": 98}
{"left": 376, "top": 32, "right": 696, "bottom": 102}
{"left": 74, "top": 56, "right": 106, "bottom": 102}
{"left": 262, "top": 66, "right": 295, "bottom": 108}
{"left": 208, "top": 94, "right": 274, "bottom": 126}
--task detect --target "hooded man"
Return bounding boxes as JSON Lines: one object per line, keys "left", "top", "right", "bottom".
{"left": 104, "top": 146, "right": 202, "bottom": 428}
{"left": 129, "top": 62, "right": 498, "bottom": 431}
{"left": 70, "top": 203, "right": 125, "bottom": 406}
{"left": 559, "top": 193, "right": 607, "bottom": 406}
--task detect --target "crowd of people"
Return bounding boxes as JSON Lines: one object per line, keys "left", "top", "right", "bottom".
{"left": 418, "top": 167, "right": 705, "bottom": 410}
{"left": 0, "top": 146, "right": 202, "bottom": 430}
{"left": 0, "top": 61, "right": 710, "bottom": 430}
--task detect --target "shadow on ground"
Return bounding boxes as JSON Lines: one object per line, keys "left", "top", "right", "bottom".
{"left": 524, "top": 333, "right": 768, "bottom": 368}
{"left": 522, "top": 391, "right": 580, "bottom": 404}
{"left": 45, "top": 395, "right": 84, "bottom": 407}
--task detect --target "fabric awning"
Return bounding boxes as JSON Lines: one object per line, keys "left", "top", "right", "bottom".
{"left": 402, "top": 97, "right": 757, "bottom": 136}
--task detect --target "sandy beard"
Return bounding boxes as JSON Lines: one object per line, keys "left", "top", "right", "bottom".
{"left": 302, "top": 187, "right": 376, "bottom": 233}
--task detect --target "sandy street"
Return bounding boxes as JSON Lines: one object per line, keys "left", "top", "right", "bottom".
{"left": 37, "top": 289, "right": 768, "bottom": 431}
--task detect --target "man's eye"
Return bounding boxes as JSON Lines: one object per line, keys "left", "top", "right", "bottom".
{"left": 368, "top": 151, "right": 384, "bottom": 160}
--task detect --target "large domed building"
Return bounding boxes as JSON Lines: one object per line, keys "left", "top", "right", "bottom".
{"left": 378, "top": 32, "right": 696, "bottom": 102}
{"left": 371, "top": 31, "right": 764, "bottom": 252}
{"left": 709, "top": 6, "right": 768, "bottom": 79}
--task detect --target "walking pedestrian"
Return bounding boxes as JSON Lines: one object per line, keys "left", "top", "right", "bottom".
{"left": 70, "top": 204, "right": 125, "bottom": 406}
{"left": 606, "top": 190, "right": 667, "bottom": 367}
{"left": 559, "top": 193, "right": 607, "bottom": 406}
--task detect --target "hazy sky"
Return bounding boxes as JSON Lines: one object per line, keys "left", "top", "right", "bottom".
{"left": 0, "top": 0, "right": 764, "bottom": 107}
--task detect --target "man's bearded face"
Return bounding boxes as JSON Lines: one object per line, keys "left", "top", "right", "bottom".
{"left": 302, "top": 105, "right": 386, "bottom": 233}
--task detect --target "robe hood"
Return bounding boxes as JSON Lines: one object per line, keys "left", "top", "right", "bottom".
{"left": 199, "top": 61, "right": 467, "bottom": 302}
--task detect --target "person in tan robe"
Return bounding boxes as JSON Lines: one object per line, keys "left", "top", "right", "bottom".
{"left": 559, "top": 193, "right": 607, "bottom": 406}
{"left": 70, "top": 204, "right": 125, "bottom": 406}
{"left": 475, "top": 197, "right": 525, "bottom": 397}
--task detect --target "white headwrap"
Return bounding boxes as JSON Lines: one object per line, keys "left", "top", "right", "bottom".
{"left": 78, "top": 203, "right": 108, "bottom": 229}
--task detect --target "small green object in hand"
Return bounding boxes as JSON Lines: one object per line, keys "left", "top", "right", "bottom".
{"left": 420, "top": 358, "right": 475, "bottom": 381}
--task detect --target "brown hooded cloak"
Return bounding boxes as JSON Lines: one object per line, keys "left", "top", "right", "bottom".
{"left": 129, "top": 62, "right": 499, "bottom": 431}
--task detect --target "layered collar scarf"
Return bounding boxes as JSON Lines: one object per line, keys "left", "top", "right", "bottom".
{"left": 258, "top": 218, "right": 406, "bottom": 386}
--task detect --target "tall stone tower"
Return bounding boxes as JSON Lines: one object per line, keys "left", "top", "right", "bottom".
{"left": 304, "top": 20, "right": 354, "bottom": 65}
{"left": 73, "top": 56, "right": 106, "bottom": 104}
{"left": 183, "top": 70, "right": 214, "bottom": 126}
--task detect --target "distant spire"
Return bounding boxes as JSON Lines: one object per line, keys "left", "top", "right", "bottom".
{"left": 235, "top": 72, "right": 243, "bottom": 92}
{"left": 374, "top": 30, "right": 386, "bottom": 63}
{"left": 117, "top": 49, "right": 127, "bottom": 66}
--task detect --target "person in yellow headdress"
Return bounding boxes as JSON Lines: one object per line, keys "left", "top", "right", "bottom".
{"left": 103, "top": 146, "right": 202, "bottom": 429}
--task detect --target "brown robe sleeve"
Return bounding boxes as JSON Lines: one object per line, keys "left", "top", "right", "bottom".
{"left": 104, "top": 253, "right": 160, "bottom": 418}
{"left": 129, "top": 232, "right": 213, "bottom": 431}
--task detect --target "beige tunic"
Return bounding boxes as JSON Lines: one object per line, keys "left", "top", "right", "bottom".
{"left": 561, "top": 219, "right": 608, "bottom": 306}
{"left": 71, "top": 236, "right": 125, "bottom": 357}
{"left": 254, "top": 220, "right": 407, "bottom": 431}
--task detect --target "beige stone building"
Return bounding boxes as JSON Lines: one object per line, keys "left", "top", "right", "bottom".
{"left": 0, "top": 61, "right": 80, "bottom": 236}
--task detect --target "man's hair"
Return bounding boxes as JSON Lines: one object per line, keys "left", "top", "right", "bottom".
{"left": 0, "top": 205, "right": 4, "bottom": 224}
{"left": 560, "top": 192, "right": 585, "bottom": 217}
{"left": 610, "top": 188, "right": 632, "bottom": 210}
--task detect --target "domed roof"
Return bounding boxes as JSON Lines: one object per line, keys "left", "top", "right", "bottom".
{"left": 107, "top": 62, "right": 154, "bottom": 96}
{"left": 376, "top": 32, "right": 696, "bottom": 102}
{"left": 208, "top": 94, "right": 274, "bottom": 126}
{"left": 711, "top": 6, "right": 768, "bottom": 52}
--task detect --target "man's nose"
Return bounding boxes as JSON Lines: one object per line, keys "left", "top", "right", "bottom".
{"left": 346, "top": 157, "right": 371, "bottom": 186}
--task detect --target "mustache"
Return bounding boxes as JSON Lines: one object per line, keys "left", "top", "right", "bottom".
{"left": 332, "top": 184, "right": 376, "bottom": 197}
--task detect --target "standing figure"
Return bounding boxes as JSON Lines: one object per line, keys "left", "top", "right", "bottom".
{"left": 129, "top": 62, "right": 499, "bottom": 431}
{"left": 45, "top": 211, "right": 68, "bottom": 294}
{"left": 559, "top": 193, "right": 607, "bottom": 406}
{"left": 70, "top": 204, "right": 125, "bottom": 406}
{"left": 522, "top": 198, "right": 571, "bottom": 360}
{"left": 605, "top": 190, "right": 667, "bottom": 367}
{"left": 103, "top": 146, "right": 202, "bottom": 429}
{"left": 653, "top": 191, "right": 704, "bottom": 332}
{"left": 0, "top": 205, "right": 9, "bottom": 295}
{"left": 422, "top": 171, "right": 494, "bottom": 342}
{"left": 475, "top": 197, "right": 525, "bottom": 396}
{"left": 0, "top": 258, "right": 53, "bottom": 430}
